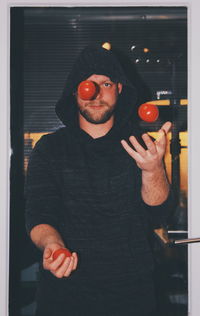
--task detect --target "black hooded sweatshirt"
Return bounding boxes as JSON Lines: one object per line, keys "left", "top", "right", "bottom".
{"left": 25, "top": 45, "right": 173, "bottom": 316}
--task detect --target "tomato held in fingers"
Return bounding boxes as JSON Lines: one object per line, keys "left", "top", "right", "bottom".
{"left": 52, "top": 248, "right": 72, "bottom": 261}
{"left": 78, "top": 80, "right": 96, "bottom": 100}
{"left": 138, "top": 103, "right": 159, "bottom": 122}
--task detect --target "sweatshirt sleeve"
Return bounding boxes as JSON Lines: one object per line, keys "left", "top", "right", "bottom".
{"left": 25, "top": 135, "right": 62, "bottom": 235}
{"left": 140, "top": 187, "right": 176, "bottom": 229}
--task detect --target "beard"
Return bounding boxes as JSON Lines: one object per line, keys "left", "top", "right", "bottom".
{"left": 78, "top": 101, "right": 116, "bottom": 124}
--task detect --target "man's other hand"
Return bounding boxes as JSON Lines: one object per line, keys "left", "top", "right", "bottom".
{"left": 43, "top": 243, "right": 78, "bottom": 278}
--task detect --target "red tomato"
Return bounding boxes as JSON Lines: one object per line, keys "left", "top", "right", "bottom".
{"left": 78, "top": 80, "right": 96, "bottom": 100}
{"left": 138, "top": 103, "right": 159, "bottom": 122}
{"left": 52, "top": 248, "right": 72, "bottom": 261}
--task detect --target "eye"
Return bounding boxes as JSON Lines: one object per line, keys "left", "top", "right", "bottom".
{"left": 103, "top": 82, "right": 112, "bottom": 87}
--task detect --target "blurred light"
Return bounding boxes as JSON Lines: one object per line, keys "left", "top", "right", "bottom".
{"left": 102, "top": 42, "right": 111, "bottom": 50}
{"left": 131, "top": 45, "right": 136, "bottom": 51}
{"left": 156, "top": 90, "right": 173, "bottom": 99}
{"left": 143, "top": 48, "right": 149, "bottom": 53}
{"left": 157, "top": 59, "right": 160, "bottom": 63}
{"left": 146, "top": 59, "right": 150, "bottom": 63}
{"left": 135, "top": 59, "right": 140, "bottom": 63}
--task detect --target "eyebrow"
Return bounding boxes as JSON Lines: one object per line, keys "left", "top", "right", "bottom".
{"left": 101, "top": 79, "right": 114, "bottom": 83}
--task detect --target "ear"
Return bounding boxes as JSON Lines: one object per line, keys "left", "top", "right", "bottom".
{"left": 117, "top": 83, "right": 123, "bottom": 94}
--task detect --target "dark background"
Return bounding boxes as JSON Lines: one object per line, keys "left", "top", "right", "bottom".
{"left": 10, "top": 7, "right": 187, "bottom": 316}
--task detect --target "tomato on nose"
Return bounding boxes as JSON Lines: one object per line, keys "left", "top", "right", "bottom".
{"left": 78, "top": 80, "right": 97, "bottom": 100}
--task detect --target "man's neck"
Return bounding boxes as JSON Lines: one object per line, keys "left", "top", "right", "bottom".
{"left": 79, "top": 114, "right": 114, "bottom": 139}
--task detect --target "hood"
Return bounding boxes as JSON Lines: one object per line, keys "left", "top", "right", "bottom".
{"left": 55, "top": 44, "right": 139, "bottom": 134}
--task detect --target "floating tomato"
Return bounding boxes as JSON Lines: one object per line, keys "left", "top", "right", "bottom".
{"left": 138, "top": 103, "right": 159, "bottom": 122}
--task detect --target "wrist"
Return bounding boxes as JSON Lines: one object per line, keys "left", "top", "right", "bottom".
{"left": 44, "top": 240, "right": 65, "bottom": 250}
{"left": 141, "top": 164, "right": 170, "bottom": 206}
{"left": 142, "top": 164, "right": 165, "bottom": 178}
{"left": 30, "top": 224, "right": 65, "bottom": 251}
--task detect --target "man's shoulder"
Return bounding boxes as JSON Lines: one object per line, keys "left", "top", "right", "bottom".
{"left": 41, "top": 127, "right": 67, "bottom": 141}
{"left": 33, "top": 127, "right": 69, "bottom": 153}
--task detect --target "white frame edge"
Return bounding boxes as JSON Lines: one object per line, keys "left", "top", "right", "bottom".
{"left": 188, "top": 1, "right": 200, "bottom": 316}
{"left": 1, "top": 1, "right": 200, "bottom": 316}
{"left": 0, "top": 1, "right": 10, "bottom": 316}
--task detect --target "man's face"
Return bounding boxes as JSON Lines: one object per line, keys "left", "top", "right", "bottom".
{"left": 76, "top": 74, "right": 122, "bottom": 124}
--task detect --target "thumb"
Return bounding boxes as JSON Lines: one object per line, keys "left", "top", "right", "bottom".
{"left": 156, "top": 121, "right": 171, "bottom": 144}
{"left": 156, "top": 128, "right": 166, "bottom": 143}
{"left": 44, "top": 248, "right": 52, "bottom": 260}
{"left": 160, "top": 121, "right": 172, "bottom": 134}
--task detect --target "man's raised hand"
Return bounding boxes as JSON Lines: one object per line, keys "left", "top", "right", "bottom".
{"left": 121, "top": 121, "right": 172, "bottom": 173}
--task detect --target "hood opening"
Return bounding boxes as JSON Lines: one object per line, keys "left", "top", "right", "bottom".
{"left": 55, "top": 44, "right": 141, "bottom": 133}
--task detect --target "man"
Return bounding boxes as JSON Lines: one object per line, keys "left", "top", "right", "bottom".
{"left": 25, "top": 44, "right": 173, "bottom": 316}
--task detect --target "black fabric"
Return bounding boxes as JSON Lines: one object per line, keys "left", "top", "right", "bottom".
{"left": 35, "top": 270, "right": 156, "bottom": 316}
{"left": 25, "top": 45, "right": 173, "bottom": 315}
{"left": 25, "top": 127, "right": 173, "bottom": 315}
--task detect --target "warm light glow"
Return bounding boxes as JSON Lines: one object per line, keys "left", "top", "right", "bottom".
{"left": 102, "top": 42, "right": 111, "bottom": 50}
{"left": 143, "top": 48, "right": 149, "bottom": 53}
{"left": 148, "top": 99, "right": 188, "bottom": 106}
{"left": 180, "top": 99, "right": 188, "bottom": 105}
{"left": 149, "top": 131, "right": 188, "bottom": 193}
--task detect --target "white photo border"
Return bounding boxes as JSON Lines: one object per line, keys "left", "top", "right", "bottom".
{"left": 1, "top": 1, "right": 200, "bottom": 315}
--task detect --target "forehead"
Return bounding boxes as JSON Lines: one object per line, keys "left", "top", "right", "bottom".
{"left": 86, "top": 74, "right": 112, "bottom": 83}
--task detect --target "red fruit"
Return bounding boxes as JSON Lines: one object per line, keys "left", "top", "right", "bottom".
{"left": 78, "top": 80, "right": 96, "bottom": 100}
{"left": 138, "top": 103, "right": 159, "bottom": 122}
{"left": 52, "top": 248, "right": 72, "bottom": 261}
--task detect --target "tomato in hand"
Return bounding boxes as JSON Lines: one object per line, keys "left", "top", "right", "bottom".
{"left": 138, "top": 103, "right": 159, "bottom": 122}
{"left": 52, "top": 248, "right": 72, "bottom": 261}
{"left": 78, "top": 80, "right": 96, "bottom": 100}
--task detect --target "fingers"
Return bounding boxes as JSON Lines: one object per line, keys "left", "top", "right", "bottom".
{"left": 129, "top": 136, "right": 146, "bottom": 157}
{"left": 44, "top": 253, "right": 65, "bottom": 271}
{"left": 156, "top": 121, "right": 172, "bottom": 145}
{"left": 121, "top": 121, "right": 171, "bottom": 172}
{"left": 55, "top": 256, "right": 72, "bottom": 278}
{"left": 156, "top": 129, "right": 166, "bottom": 143}
{"left": 44, "top": 248, "right": 52, "bottom": 260}
{"left": 63, "top": 256, "right": 75, "bottom": 277}
{"left": 43, "top": 248, "right": 78, "bottom": 279}
{"left": 141, "top": 134, "right": 157, "bottom": 155}
{"left": 55, "top": 253, "right": 78, "bottom": 278}
{"left": 141, "top": 122, "right": 171, "bottom": 151}
{"left": 124, "top": 134, "right": 157, "bottom": 156}
{"left": 121, "top": 135, "right": 157, "bottom": 163}
{"left": 72, "top": 252, "right": 78, "bottom": 271}
{"left": 161, "top": 121, "right": 172, "bottom": 134}
{"left": 121, "top": 139, "right": 141, "bottom": 161}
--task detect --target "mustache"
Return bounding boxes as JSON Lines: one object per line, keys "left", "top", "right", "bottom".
{"left": 85, "top": 101, "right": 108, "bottom": 107}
